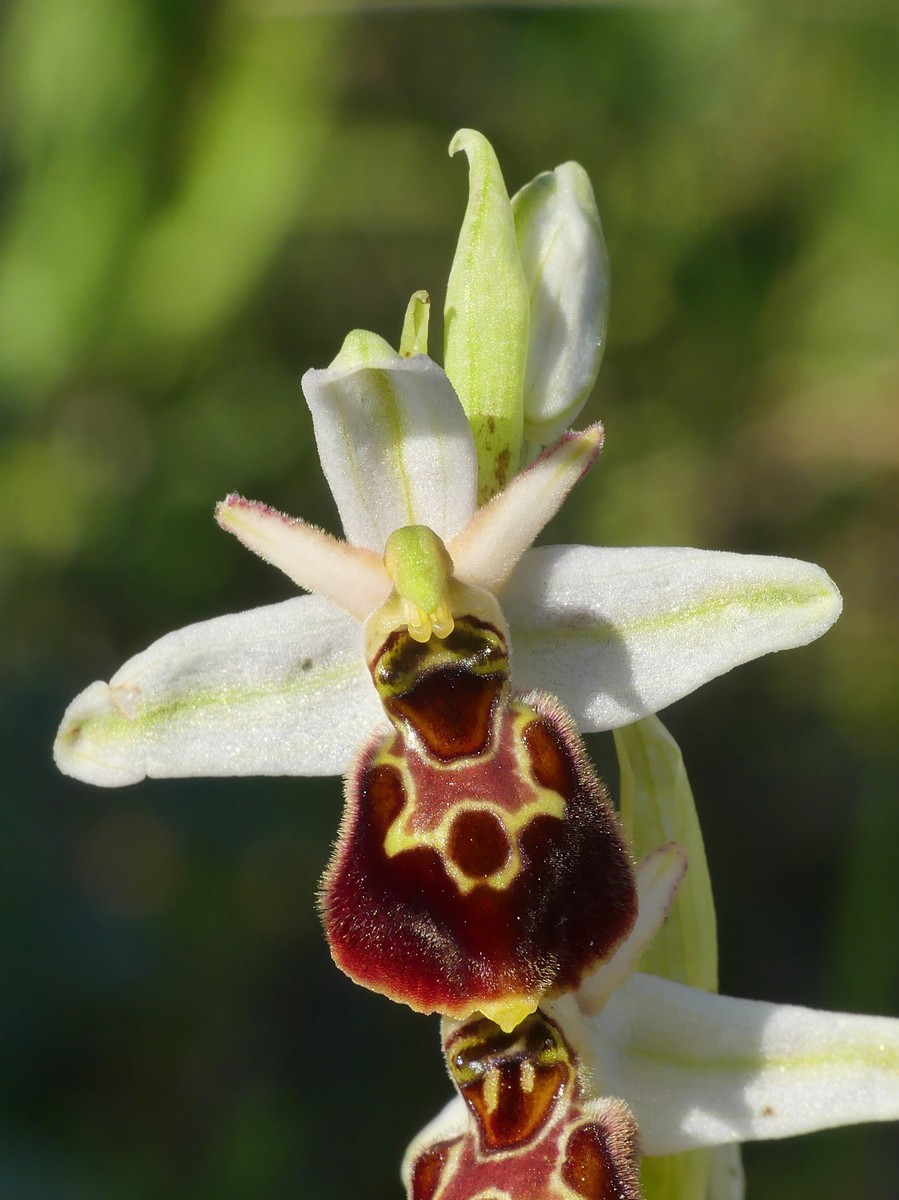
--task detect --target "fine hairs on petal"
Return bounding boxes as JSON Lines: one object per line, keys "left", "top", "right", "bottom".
{"left": 216, "top": 493, "right": 390, "bottom": 620}
{"left": 450, "top": 424, "right": 604, "bottom": 595}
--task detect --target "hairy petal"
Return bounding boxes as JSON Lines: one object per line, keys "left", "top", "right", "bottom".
{"left": 588, "top": 973, "right": 899, "bottom": 1155}
{"left": 505, "top": 545, "right": 842, "bottom": 731}
{"left": 401, "top": 1095, "right": 469, "bottom": 1195}
{"left": 449, "top": 425, "right": 603, "bottom": 595}
{"left": 54, "top": 596, "right": 383, "bottom": 786}
{"left": 216, "top": 495, "right": 390, "bottom": 619}
{"left": 302, "top": 351, "right": 477, "bottom": 552}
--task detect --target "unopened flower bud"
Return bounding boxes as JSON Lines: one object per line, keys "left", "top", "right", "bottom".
{"left": 512, "top": 161, "right": 609, "bottom": 447}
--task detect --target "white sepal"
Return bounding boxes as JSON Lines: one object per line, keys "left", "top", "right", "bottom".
{"left": 505, "top": 545, "right": 842, "bottom": 731}
{"left": 53, "top": 596, "right": 384, "bottom": 786}
{"left": 586, "top": 973, "right": 899, "bottom": 1156}
{"left": 512, "top": 161, "right": 609, "bottom": 446}
{"left": 302, "top": 351, "right": 477, "bottom": 552}
{"left": 449, "top": 425, "right": 603, "bottom": 595}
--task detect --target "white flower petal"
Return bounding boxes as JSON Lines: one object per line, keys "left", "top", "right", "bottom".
{"left": 216, "top": 494, "right": 390, "bottom": 620}
{"left": 54, "top": 596, "right": 384, "bottom": 786}
{"left": 302, "top": 354, "right": 478, "bottom": 552}
{"left": 578, "top": 843, "right": 687, "bottom": 1016}
{"left": 587, "top": 973, "right": 899, "bottom": 1155}
{"left": 505, "top": 545, "right": 842, "bottom": 731}
{"left": 512, "top": 161, "right": 609, "bottom": 446}
{"left": 449, "top": 425, "right": 603, "bottom": 595}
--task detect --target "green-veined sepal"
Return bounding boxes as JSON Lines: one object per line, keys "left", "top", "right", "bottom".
{"left": 504, "top": 545, "right": 842, "bottom": 732}
{"left": 53, "top": 596, "right": 382, "bottom": 786}
{"left": 302, "top": 351, "right": 477, "bottom": 552}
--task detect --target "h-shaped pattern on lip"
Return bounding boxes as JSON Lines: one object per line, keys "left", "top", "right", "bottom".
{"left": 407, "top": 1010, "right": 641, "bottom": 1200}
{"left": 322, "top": 584, "right": 638, "bottom": 1032}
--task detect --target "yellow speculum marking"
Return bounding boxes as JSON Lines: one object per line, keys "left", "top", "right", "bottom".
{"left": 482, "top": 1068, "right": 500, "bottom": 1116}
{"left": 520, "top": 1060, "right": 535, "bottom": 1094}
{"left": 375, "top": 705, "right": 566, "bottom": 896}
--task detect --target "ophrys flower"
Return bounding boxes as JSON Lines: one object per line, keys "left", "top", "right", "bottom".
{"left": 54, "top": 130, "right": 842, "bottom": 1029}
{"left": 55, "top": 334, "right": 841, "bottom": 1027}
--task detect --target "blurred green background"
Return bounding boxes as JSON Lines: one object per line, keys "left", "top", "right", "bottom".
{"left": 1, "top": 1, "right": 897, "bottom": 1197}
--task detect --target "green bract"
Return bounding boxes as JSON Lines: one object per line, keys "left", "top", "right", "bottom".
{"left": 444, "top": 129, "right": 529, "bottom": 503}
{"left": 616, "top": 714, "right": 718, "bottom": 995}
{"left": 400, "top": 289, "right": 430, "bottom": 358}
{"left": 616, "top": 715, "right": 736, "bottom": 1200}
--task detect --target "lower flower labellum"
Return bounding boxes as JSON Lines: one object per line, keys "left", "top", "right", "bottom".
{"left": 406, "top": 1010, "right": 641, "bottom": 1200}
{"left": 321, "top": 528, "right": 637, "bottom": 1031}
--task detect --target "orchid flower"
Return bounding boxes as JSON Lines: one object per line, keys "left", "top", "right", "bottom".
{"left": 403, "top": 725, "right": 899, "bottom": 1200}
{"left": 52, "top": 353, "right": 840, "bottom": 1024}
{"left": 54, "top": 130, "right": 842, "bottom": 1034}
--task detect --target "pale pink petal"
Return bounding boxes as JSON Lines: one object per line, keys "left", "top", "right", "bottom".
{"left": 216, "top": 494, "right": 389, "bottom": 620}
{"left": 449, "top": 424, "right": 603, "bottom": 594}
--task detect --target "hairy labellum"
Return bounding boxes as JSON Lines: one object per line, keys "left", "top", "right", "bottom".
{"left": 322, "top": 597, "right": 637, "bottom": 1029}
{"left": 405, "top": 1011, "right": 642, "bottom": 1200}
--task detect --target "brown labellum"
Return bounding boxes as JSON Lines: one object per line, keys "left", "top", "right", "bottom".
{"left": 321, "top": 615, "right": 637, "bottom": 1026}
{"left": 406, "top": 1011, "right": 643, "bottom": 1200}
